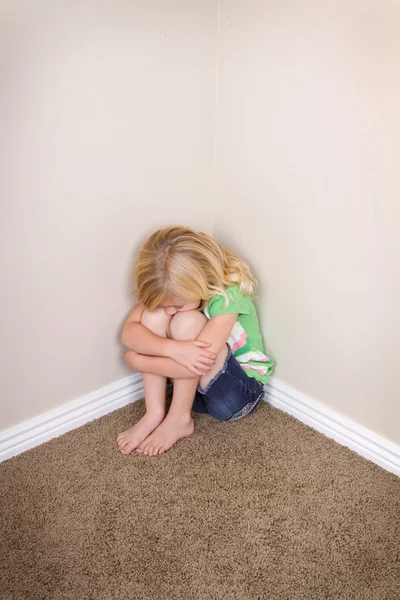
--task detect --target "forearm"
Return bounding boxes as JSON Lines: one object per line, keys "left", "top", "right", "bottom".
{"left": 195, "top": 313, "right": 238, "bottom": 354}
{"left": 121, "top": 322, "right": 174, "bottom": 357}
{"left": 126, "top": 351, "right": 197, "bottom": 379}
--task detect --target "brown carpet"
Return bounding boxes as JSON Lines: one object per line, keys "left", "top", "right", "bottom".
{"left": 1, "top": 400, "right": 399, "bottom": 600}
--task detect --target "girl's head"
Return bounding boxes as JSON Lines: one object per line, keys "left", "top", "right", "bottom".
{"left": 134, "top": 226, "right": 257, "bottom": 311}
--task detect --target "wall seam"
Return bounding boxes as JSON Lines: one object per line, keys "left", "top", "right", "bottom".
{"left": 210, "top": 0, "right": 220, "bottom": 235}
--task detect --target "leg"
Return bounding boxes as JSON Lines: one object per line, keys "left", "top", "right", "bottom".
{"left": 196, "top": 347, "right": 265, "bottom": 422}
{"left": 117, "top": 308, "right": 172, "bottom": 454}
{"left": 190, "top": 344, "right": 229, "bottom": 416}
{"left": 198, "top": 346, "right": 228, "bottom": 391}
{"left": 137, "top": 310, "right": 207, "bottom": 456}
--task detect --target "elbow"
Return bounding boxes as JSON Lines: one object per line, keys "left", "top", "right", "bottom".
{"left": 120, "top": 324, "right": 130, "bottom": 348}
{"left": 124, "top": 350, "right": 139, "bottom": 370}
{"left": 121, "top": 320, "right": 140, "bottom": 349}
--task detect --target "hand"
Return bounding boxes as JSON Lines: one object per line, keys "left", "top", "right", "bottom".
{"left": 170, "top": 340, "right": 217, "bottom": 376}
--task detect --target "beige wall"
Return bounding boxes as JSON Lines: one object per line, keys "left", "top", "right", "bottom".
{"left": 2, "top": 1, "right": 399, "bottom": 446}
{"left": 0, "top": 1, "right": 217, "bottom": 429}
{"left": 215, "top": 1, "right": 400, "bottom": 444}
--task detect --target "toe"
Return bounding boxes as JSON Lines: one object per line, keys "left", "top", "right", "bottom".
{"left": 140, "top": 443, "right": 149, "bottom": 456}
{"left": 136, "top": 440, "right": 146, "bottom": 453}
{"left": 119, "top": 444, "right": 132, "bottom": 455}
{"left": 122, "top": 441, "right": 138, "bottom": 455}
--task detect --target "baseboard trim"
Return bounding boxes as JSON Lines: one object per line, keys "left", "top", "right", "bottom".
{"left": 265, "top": 378, "right": 400, "bottom": 477}
{"left": 0, "top": 374, "right": 144, "bottom": 463}
{"left": 1, "top": 373, "right": 399, "bottom": 477}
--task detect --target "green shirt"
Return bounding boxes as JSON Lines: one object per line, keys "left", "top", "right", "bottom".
{"left": 205, "top": 285, "right": 274, "bottom": 384}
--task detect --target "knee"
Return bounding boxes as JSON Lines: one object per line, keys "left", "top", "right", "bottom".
{"left": 169, "top": 310, "right": 207, "bottom": 341}
{"left": 141, "top": 308, "right": 171, "bottom": 337}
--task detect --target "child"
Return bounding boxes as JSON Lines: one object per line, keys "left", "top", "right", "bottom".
{"left": 117, "top": 226, "right": 274, "bottom": 456}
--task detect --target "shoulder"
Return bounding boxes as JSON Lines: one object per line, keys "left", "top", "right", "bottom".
{"left": 124, "top": 302, "right": 146, "bottom": 324}
{"left": 206, "top": 285, "right": 251, "bottom": 317}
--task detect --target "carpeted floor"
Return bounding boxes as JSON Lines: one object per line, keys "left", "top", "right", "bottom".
{"left": 1, "top": 400, "right": 399, "bottom": 600}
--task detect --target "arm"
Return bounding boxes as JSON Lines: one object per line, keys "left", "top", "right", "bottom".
{"left": 196, "top": 313, "right": 238, "bottom": 354}
{"left": 126, "top": 351, "right": 198, "bottom": 379}
{"left": 126, "top": 313, "right": 238, "bottom": 378}
{"left": 121, "top": 304, "right": 214, "bottom": 373}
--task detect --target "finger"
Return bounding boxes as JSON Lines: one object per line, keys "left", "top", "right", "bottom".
{"left": 194, "top": 365, "right": 207, "bottom": 375}
{"left": 201, "top": 351, "right": 217, "bottom": 358}
{"left": 194, "top": 340, "right": 211, "bottom": 347}
{"left": 198, "top": 360, "right": 213, "bottom": 368}
{"left": 191, "top": 366, "right": 205, "bottom": 376}
{"left": 196, "top": 362, "right": 211, "bottom": 371}
{"left": 200, "top": 357, "right": 216, "bottom": 365}
{"left": 200, "top": 354, "right": 217, "bottom": 363}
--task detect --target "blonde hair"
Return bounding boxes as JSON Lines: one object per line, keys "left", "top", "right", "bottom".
{"left": 134, "top": 226, "right": 257, "bottom": 311}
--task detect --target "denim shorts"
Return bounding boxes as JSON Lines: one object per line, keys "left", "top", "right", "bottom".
{"left": 191, "top": 345, "right": 265, "bottom": 421}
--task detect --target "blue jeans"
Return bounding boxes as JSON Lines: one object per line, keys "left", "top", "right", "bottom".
{"left": 191, "top": 345, "right": 265, "bottom": 421}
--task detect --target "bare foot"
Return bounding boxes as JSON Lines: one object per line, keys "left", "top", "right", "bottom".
{"left": 136, "top": 415, "right": 194, "bottom": 456}
{"left": 117, "top": 411, "right": 165, "bottom": 455}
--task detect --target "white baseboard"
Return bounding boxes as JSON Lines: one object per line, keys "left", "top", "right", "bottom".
{"left": 0, "top": 373, "right": 144, "bottom": 463}
{"left": 265, "top": 378, "right": 400, "bottom": 478}
{"left": 1, "top": 373, "right": 399, "bottom": 478}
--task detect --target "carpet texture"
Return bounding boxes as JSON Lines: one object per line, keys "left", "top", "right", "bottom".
{"left": 1, "top": 400, "right": 399, "bottom": 600}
